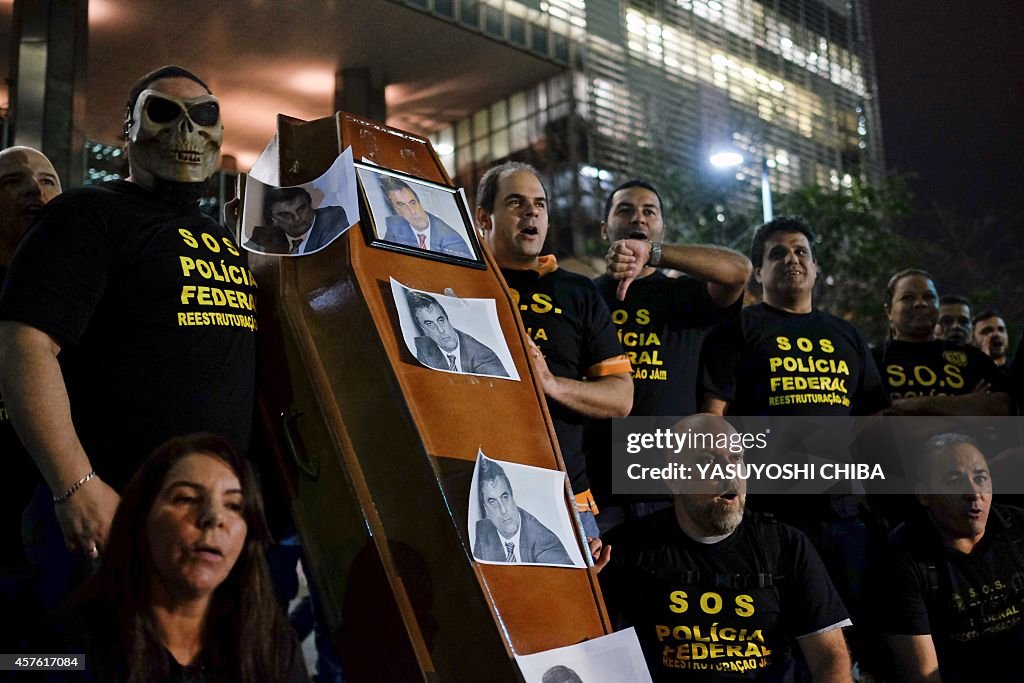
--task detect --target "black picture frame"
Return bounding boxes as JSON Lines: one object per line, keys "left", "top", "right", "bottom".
{"left": 355, "top": 163, "right": 485, "bottom": 269}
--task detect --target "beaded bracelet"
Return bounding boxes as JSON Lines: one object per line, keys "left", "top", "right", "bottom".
{"left": 53, "top": 470, "right": 97, "bottom": 505}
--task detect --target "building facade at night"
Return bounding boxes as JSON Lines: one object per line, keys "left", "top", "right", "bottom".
{"left": 426, "top": 0, "right": 883, "bottom": 254}
{"left": 3, "top": 0, "right": 882, "bottom": 256}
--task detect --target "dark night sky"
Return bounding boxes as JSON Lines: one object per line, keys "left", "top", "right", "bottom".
{"left": 869, "top": 0, "right": 1024, "bottom": 220}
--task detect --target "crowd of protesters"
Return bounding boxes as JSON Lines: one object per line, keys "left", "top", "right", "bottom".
{"left": 1, "top": 64, "right": 1021, "bottom": 682}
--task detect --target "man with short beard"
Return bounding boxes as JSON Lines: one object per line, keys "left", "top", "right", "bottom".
{"left": 0, "top": 66, "right": 256, "bottom": 605}
{"left": 596, "top": 414, "right": 853, "bottom": 682}
{"left": 973, "top": 309, "right": 1010, "bottom": 368}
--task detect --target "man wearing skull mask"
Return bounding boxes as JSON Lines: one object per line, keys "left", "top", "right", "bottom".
{"left": 0, "top": 66, "right": 257, "bottom": 606}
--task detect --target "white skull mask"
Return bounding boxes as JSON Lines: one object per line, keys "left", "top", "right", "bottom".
{"left": 128, "top": 88, "right": 223, "bottom": 183}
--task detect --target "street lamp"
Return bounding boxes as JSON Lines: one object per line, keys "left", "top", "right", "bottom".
{"left": 708, "top": 149, "right": 773, "bottom": 224}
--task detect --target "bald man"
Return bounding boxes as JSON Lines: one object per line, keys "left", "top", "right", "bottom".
{"left": 0, "top": 146, "right": 60, "bottom": 649}
{"left": 0, "top": 146, "right": 61, "bottom": 269}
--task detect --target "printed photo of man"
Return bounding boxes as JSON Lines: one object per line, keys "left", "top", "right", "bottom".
{"left": 473, "top": 458, "right": 573, "bottom": 566}
{"left": 407, "top": 291, "right": 508, "bottom": 377}
{"left": 246, "top": 186, "right": 348, "bottom": 255}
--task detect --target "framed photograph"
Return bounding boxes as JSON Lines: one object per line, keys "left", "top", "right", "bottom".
{"left": 240, "top": 147, "right": 358, "bottom": 256}
{"left": 355, "top": 162, "right": 484, "bottom": 267}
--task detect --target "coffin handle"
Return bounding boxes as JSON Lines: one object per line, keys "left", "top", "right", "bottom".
{"left": 281, "top": 407, "right": 320, "bottom": 479}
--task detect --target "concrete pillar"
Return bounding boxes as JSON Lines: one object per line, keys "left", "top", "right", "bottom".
{"left": 9, "top": 0, "right": 88, "bottom": 188}
{"left": 334, "top": 67, "right": 387, "bottom": 123}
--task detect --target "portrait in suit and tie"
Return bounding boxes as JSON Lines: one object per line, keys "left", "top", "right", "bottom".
{"left": 472, "top": 458, "right": 573, "bottom": 566}
{"left": 244, "top": 186, "right": 348, "bottom": 255}
{"left": 407, "top": 291, "right": 509, "bottom": 377}
{"left": 377, "top": 176, "right": 473, "bottom": 259}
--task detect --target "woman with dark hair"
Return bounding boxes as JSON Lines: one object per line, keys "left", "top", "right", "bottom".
{"left": 875, "top": 269, "right": 1006, "bottom": 413}
{"left": 52, "top": 433, "right": 306, "bottom": 682}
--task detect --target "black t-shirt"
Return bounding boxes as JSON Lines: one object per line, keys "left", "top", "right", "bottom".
{"left": 501, "top": 265, "right": 625, "bottom": 493}
{"left": 601, "top": 509, "right": 850, "bottom": 681}
{"left": 588, "top": 272, "right": 737, "bottom": 504}
{"left": 595, "top": 271, "right": 734, "bottom": 416}
{"left": 881, "top": 506, "right": 1024, "bottom": 682}
{"left": 872, "top": 339, "right": 1004, "bottom": 402}
{"left": 0, "top": 181, "right": 257, "bottom": 490}
{"left": 701, "top": 303, "right": 889, "bottom": 415}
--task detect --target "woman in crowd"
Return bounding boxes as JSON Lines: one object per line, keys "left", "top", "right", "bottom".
{"left": 53, "top": 433, "right": 306, "bottom": 682}
{"left": 876, "top": 268, "right": 1003, "bottom": 408}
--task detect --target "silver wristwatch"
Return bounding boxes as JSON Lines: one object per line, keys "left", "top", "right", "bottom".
{"left": 647, "top": 241, "right": 663, "bottom": 267}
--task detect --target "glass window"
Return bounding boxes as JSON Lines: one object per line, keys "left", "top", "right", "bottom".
{"left": 473, "top": 137, "right": 489, "bottom": 163}
{"left": 456, "top": 119, "right": 471, "bottom": 147}
{"left": 554, "top": 34, "right": 569, "bottom": 63}
{"left": 534, "top": 81, "right": 548, "bottom": 112}
{"left": 509, "top": 15, "right": 526, "bottom": 46}
{"left": 473, "top": 109, "right": 489, "bottom": 140}
{"left": 491, "top": 129, "right": 510, "bottom": 159}
{"left": 531, "top": 25, "right": 549, "bottom": 55}
{"left": 490, "top": 100, "right": 508, "bottom": 129}
{"left": 484, "top": 6, "right": 504, "bottom": 37}
{"left": 509, "top": 120, "right": 528, "bottom": 151}
{"left": 459, "top": 0, "right": 479, "bottom": 28}
{"left": 509, "top": 92, "right": 528, "bottom": 123}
